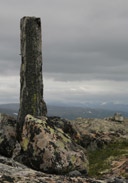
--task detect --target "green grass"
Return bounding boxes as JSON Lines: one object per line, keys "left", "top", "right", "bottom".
{"left": 88, "top": 140, "right": 128, "bottom": 178}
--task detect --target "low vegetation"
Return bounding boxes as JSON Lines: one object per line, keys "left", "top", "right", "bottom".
{"left": 88, "top": 140, "right": 128, "bottom": 178}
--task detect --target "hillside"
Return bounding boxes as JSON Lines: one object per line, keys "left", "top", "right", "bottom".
{"left": 0, "top": 103, "right": 128, "bottom": 119}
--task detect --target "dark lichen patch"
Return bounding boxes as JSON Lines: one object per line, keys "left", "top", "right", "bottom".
{"left": 0, "top": 138, "right": 14, "bottom": 157}
{"left": 49, "top": 141, "right": 57, "bottom": 149}
{"left": 1, "top": 175, "right": 15, "bottom": 182}
{"left": 44, "top": 128, "right": 51, "bottom": 134}
{"left": 46, "top": 117, "right": 59, "bottom": 129}
{"left": 33, "top": 126, "right": 42, "bottom": 135}
{"left": 30, "top": 156, "right": 43, "bottom": 171}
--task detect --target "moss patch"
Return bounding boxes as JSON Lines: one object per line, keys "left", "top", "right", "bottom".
{"left": 0, "top": 137, "right": 4, "bottom": 144}
{"left": 21, "top": 138, "right": 29, "bottom": 151}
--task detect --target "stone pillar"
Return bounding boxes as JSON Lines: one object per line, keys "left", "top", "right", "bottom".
{"left": 18, "top": 17, "right": 47, "bottom": 137}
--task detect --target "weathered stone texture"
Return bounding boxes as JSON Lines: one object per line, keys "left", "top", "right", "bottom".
{"left": 0, "top": 113, "right": 17, "bottom": 157}
{"left": 0, "top": 155, "right": 86, "bottom": 183}
{"left": 70, "top": 118, "right": 128, "bottom": 150}
{"left": 19, "top": 114, "right": 89, "bottom": 174}
{"left": 18, "top": 17, "right": 47, "bottom": 136}
{"left": 0, "top": 113, "right": 128, "bottom": 180}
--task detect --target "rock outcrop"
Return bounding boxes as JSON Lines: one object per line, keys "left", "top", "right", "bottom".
{"left": 0, "top": 113, "right": 17, "bottom": 157}
{"left": 112, "top": 112, "right": 124, "bottom": 122}
{"left": 70, "top": 118, "right": 128, "bottom": 150}
{"left": 19, "top": 114, "right": 88, "bottom": 174}
{"left": 0, "top": 113, "right": 89, "bottom": 175}
{"left": 0, "top": 155, "right": 128, "bottom": 183}
{"left": 69, "top": 118, "right": 128, "bottom": 178}
{"left": 0, "top": 113, "right": 128, "bottom": 181}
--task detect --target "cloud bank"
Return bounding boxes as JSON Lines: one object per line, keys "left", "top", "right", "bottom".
{"left": 0, "top": 0, "right": 128, "bottom": 106}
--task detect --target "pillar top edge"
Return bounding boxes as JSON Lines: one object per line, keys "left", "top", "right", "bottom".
{"left": 21, "top": 16, "right": 40, "bottom": 20}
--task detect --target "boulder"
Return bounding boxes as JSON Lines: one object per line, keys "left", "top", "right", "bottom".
{"left": 0, "top": 113, "right": 17, "bottom": 157}
{"left": 19, "top": 114, "right": 89, "bottom": 174}
{"left": 113, "top": 113, "right": 124, "bottom": 122}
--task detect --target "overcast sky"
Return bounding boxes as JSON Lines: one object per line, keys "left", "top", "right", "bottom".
{"left": 0, "top": 0, "right": 128, "bottom": 106}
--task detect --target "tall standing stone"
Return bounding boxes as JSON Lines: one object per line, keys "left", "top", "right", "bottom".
{"left": 18, "top": 17, "right": 47, "bottom": 137}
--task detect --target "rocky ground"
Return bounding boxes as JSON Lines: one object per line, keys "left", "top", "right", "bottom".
{"left": 1, "top": 155, "right": 128, "bottom": 183}
{"left": 0, "top": 113, "right": 128, "bottom": 182}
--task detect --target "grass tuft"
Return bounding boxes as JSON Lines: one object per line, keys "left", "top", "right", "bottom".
{"left": 88, "top": 140, "right": 128, "bottom": 178}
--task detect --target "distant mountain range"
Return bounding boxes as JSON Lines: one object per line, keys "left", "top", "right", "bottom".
{"left": 0, "top": 103, "right": 128, "bottom": 120}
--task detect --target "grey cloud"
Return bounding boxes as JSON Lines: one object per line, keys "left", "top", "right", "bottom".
{"left": 0, "top": 0, "right": 128, "bottom": 104}
{"left": 44, "top": 83, "right": 128, "bottom": 106}
{"left": 44, "top": 68, "right": 128, "bottom": 82}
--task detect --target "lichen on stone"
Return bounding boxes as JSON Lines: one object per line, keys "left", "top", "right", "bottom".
{"left": 20, "top": 114, "right": 89, "bottom": 174}
{"left": 21, "top": 137, "right": 29, "bottom": 151}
